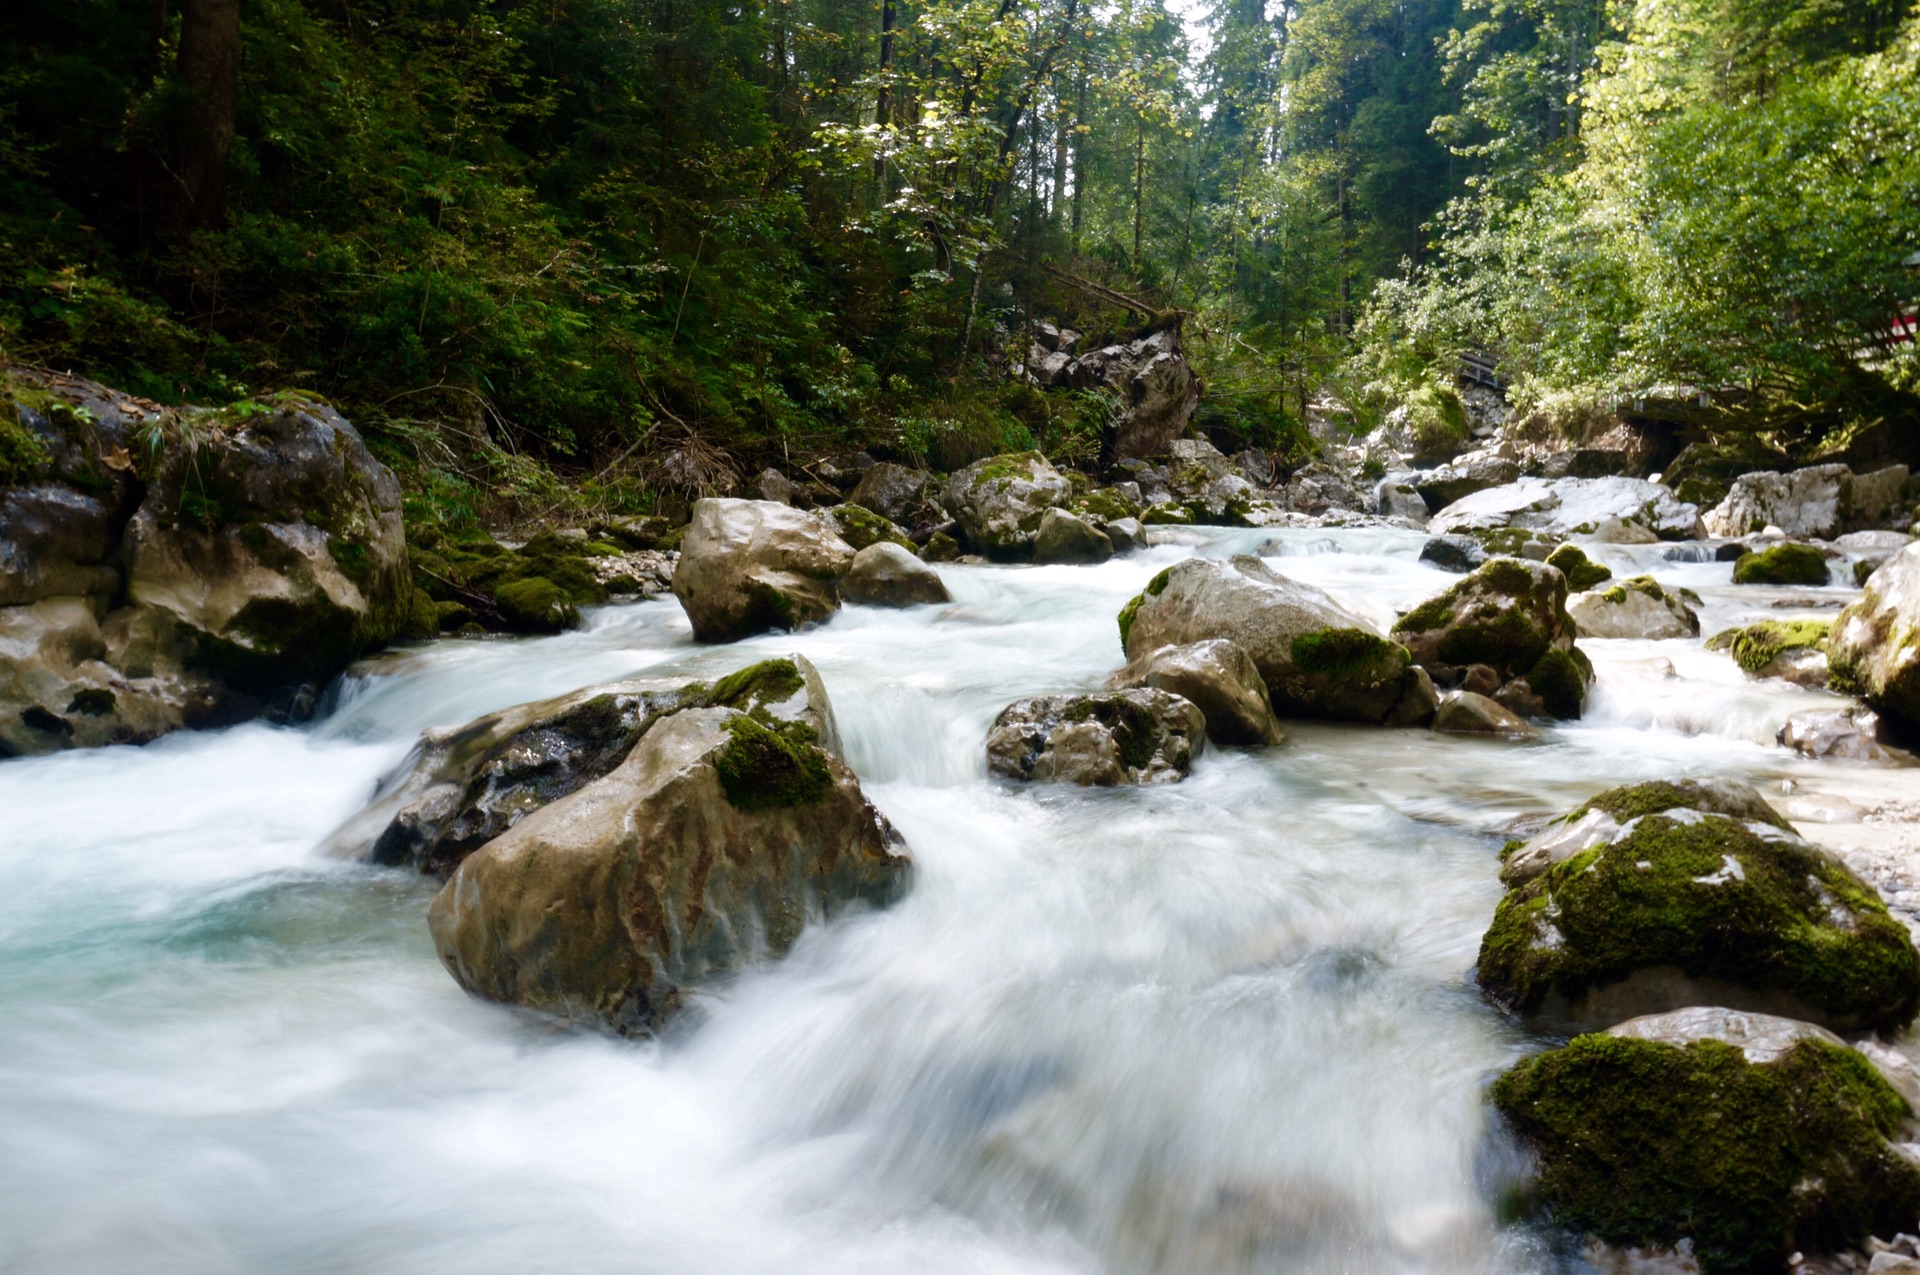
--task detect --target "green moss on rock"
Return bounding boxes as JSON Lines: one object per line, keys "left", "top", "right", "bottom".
{"left": 1546, "top": 544, "right": 1613, "bottom": 592}
{"left": 1394, "top": 597, "right": 1455, "bottom": 634}
{"left": 1571, "top": 778, "right": 1790, "bottom": 830}
{"left": 701, "top": 658, "right": 805, "bottom": 712}
{"left": 1706, "top": 619, "right": 1833, "bottom": 674}
{"left": 1477, "top": 812, "right": 1920, "bottom": 1032}
{"left": 829, "top": 503, "right": 914, "bottom": 552}
{"left": 714, "top": 713, "right": 833, "bottom": 810}
{"left": 1525, "top": 647, "right": 1588, "bottom": 720}
{"left": 493, "top": 577, "right": 578, "bottom": 633}
{"left": 1733, "top": 543, "right": 1831, "bottom": 586}
{"left": 1290, "top": 627, "right": 1405, "bottom": 678}
{"left": 1494, "top": 1034, "right": 1920, "bottom": 1275}
{"left": 1117, "top": 568, "right": 1174, "bottom": 650}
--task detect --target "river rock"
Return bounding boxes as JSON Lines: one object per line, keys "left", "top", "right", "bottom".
{"left": 1032, "top": 508, "right": 1114, "bottom": 565}
{"left": 1393, "top": 558, "right": 1592, "bottom": 719}
{"left": 0, "top": 372, "right": 411, "bottom": 755}
{"left": 840, "top": 542, "right": 951, "bottom": 607}
{"left": 1427, "top": 477, "right": 1703, "bottom": 541}
{"left": 1375, "top": 477, "right": 1429, "bottom": 525}
{"left": 1478, "top": 778, "right": 1920, "bottom": 1034}
{"left": 1109, "top": 639, "right": 1285, "bottom": 746}
{"left": 1731, "top": 542, "right": 1831, "bottom": 585}
{"left": 1415, "top": 453, "right": 1521, "bottom": 512}
{"left": 1831, "top": 545, "right": 1920, "bottom": 730}
{"left": 1118, "top": 556, "right": 1434, "bottom": 724}
{"left": 849, "top": 462, "right": 931, "bottom": 523}
{"left": 985, "top": 689, "right": 1205, "bottom": 785}
{"left": 1707, "top": 619, "right": 1831, "bottom": 687}
{"left": 940, "top": 451, "right": 1072, "bottom": 558}
{"left": 671, "top": 498, "right": 855, "bottom": 642}
{"left": 1567, "top": 577, "right": 1701, "bottom": 640}
{"left": 1704, "top": 464, "right": 1910, "bottom": 540}
{"left": 426, "top": 665, "right": 907, "bottom": 1035}
{"left": 1493, "top": 1010, "right": 1920, "bottom": 1274}
{"left": 1419, "top": 535, "right": 1485, "bottom": 573}
{"left": 1780, "top": 708, "right": 1891, "bottom": 761}
{"left": 1432, "top": 690, "right": 1537, "bottom": 739}
{"left": 1499, "top": 777, "right": 1789, "bottom": 886}
{"left": 1062, "top": 329, "right": 1201, "bottom": 459}
{"left": 1544, "top": 543, "right": 1613, "bottom": 591}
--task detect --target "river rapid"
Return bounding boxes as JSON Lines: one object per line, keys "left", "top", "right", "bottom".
{"left": 4, "top": 526, "right": 1917, "bottom": 1275}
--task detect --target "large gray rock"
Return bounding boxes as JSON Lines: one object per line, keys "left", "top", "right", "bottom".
{"left": 1779, "top": 708, "right": 1892, "bottom": 761}
{"left": 1119, "top": 556, "right": 1432, "bottom": 724}
{"left": 1280, "top": 463, "right": 1366, "bottom": 517}
{"left": 1830, "top": 544, "right": 1920, "bottom": 731}
{"left": 840, "top": 542, "right": 951, "bottom": 607}
{"left": 986, "top": 689, "right": 1205, "bottom": 785}
{"left": 939, "top": 451, "right": 1072, "bottom": 558}
{"left": 671, "top": 498, "right": 855, "bottom": 642}
{"left": 1063, "top": 329, "right": 1202, "bottom": 459}
{"left": 1432, "top": 690, "right": 1537, "bottom": 739}
{"left": 1109, "top": 639, "right": 1285, "bottom": 746}
{"left": 327, "top": 656, "right": 838, "bottom": 877}
{"left": 848, "top": 462, "right": 932, "bottom": 523}
{"left": 0, "top": 372, "right": 411, "bottom": 755}
{"left": 1566, "top": 577, "right": 1701, "bottom": 640}
{"left": 1032, "top": 508, "right": 1114, "bottom": 565}
{"left": 1415, "top": 453, "right": 1521, "bottom": 512}
{"left": 427, "top": 668, "right": 908, "bottom": 1036}
{"left": 1704, "top": 464, "right": 1910, "bottom": 540}
{"left": 1428, "top": 476, "right": 1703, "bottom": 541}
{"left": 1393, "top": 558, "right": 1592, "bottom": 719}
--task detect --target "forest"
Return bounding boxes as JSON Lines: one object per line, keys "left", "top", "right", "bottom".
{"left": 2, "top": 0, "right": 1917, "bottom": 523}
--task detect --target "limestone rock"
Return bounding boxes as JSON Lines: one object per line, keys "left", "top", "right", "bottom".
{"left": 939, "top": 451, "right": 1072, "bottom": 558}
{"left": 1493, "top": 1014, "right": 1920, "bottom": 1274}
{"left": 840, "top": 542, "right": 951, "bottom": 607}
{"left": 848, "top": 462, "right": 932, "bottom": 523}
{"left": 1731, "top": 542, "right": 1831, "bottom": 585}
{"left": 1419, "top": 535, "right": 1485, "bottom": 573}
{"left": 671, "top": 498, "right": 855, "bottom": 642}
{"left": 1415, "top": 453, "right": 1521, "bottom": 512}
{"left": 1830, "top": 545, "right": 1920, "bottom": 731}
{"left": 827, "top": 502, "right": 915, "bottom": 552}
{"left": 1568, "top": 577, "right": 1701, "bottom": 640}
{"left": 1110, "top": 639, "right": 1285, "bottom": 746}
{"left": 1427, "top": 476, "right": 1703, "bottom": 541}
{"left": 1708, "top": 619, "right": 1831, "bottom": 687}
{"left": 1375, "top": 477, "right": 1429, "bottom": 525}
{"left": 1032, "top": 508, "right": 1114, "bottom": 565}
{"left": 328, "top": 656, "right": 838, "bottom": 877}
{"left": 1478, "top": 782, "right": 1918, "bottom": 1034}
{"left": 986, "top": 689, "right": 1205, "bottom": 785}
{"left": 1062, "top": 328, "right": 1201, "bottom": 459}
{"left": 427, "top": 670, "right": 906, "bottom": 1035}
{"left": 1499, "top": 777, "right": 1788, "bottom": 887}
{"left": 1432, "top": 690, "right": 1537, "bottom": 739}
{"left": 1780, "top": 709, "right": 1891, "bottom": 761}
{"left": 1705, "top": 464, "right": 1910, "bottom": 540}
{"left": 1393, "top": 558, "right": 1593, "bottom": 719}
{"left": 1118, "top": 555, "right": 1431, "bottom": 724}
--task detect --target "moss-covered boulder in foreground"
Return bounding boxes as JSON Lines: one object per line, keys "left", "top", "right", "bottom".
{"left": 1479, "top": 791, "right": 1919, "bottom": 1032}
{"left": 1393, "top": 557, "right": 1592, "bottom": 719}
{"left": 1732, "top": 542, "right": 1831, "bottom": 585}
{"left": 1495, "top": 1013, "right": 1920, "bottom": 1274}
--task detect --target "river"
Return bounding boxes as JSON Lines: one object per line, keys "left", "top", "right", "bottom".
{"left": 2, "top": 526, "right": 1913, "bottom": 1275}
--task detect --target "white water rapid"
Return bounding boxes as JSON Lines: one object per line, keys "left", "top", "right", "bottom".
{"left": 4, "top": 527, "right": 1917, "bottom": 1275}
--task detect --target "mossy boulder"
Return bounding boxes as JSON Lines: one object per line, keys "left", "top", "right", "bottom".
{"left": 1831, "top": 544, "right": 1920, "bottom": 731}
{"left": 1109, "top": 638, "right": 1285, "bottom": 746}
{"left": 1494, "top": 1010, "right": 1920, "bottom": 1275}
{"left": 492, "top": 577, "right": 578, "bottom": 633}
{"left": 1393, "top": 558, "right": 1592, "bottom": 719}
{"left": 1479, "top": 786, "right": 1919, "bottom": 1033}
{"left": 938, "top": 451, "right": 1072, "bottom": 558}
{"left": 1500, "top": 777, "right": 1789, "bottom": 886}
{"left": 827, "top": 502, "right": 915, "bottom": 552}
{"left": 671, "top": 498, "right": 855, "bottom": 642}
{"left": 986, "top": 689, "right": 1205, "bottom": 785}
{"left": 1707, "top": 618, "right": 1831, "bottom": 687}
{"left": 410, "top": 525, "right": 618, "bottom": 634}
{"left": 1544, "top": 543, "right": 1612, "bottom": 592}
{"left": 1566, "top": 575, "right": 1701, "bottom": 641}
{"left": 1732, "top": 542, "right": 1831, "bottom": 586}
{"left": 1118, "top": 556, "right": 1433, "bottom": 724}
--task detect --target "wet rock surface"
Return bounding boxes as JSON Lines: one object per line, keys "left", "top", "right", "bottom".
{"left": 1394, "top": 558, "right": 1593, "bottom": 720}
{"left": 986, "top": 689, "right": 1206, "bottom": 785}
{"left": 839, "top": 542, "right": 951, "bottom": 607}
{"left": 671, "top": 498, "right": 856, "bottom": 642}
{"left": 1109, "top": 639, "right": 1285, "bottom": 746}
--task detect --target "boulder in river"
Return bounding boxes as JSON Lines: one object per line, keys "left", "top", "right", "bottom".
{"left": 1431, "top": 690, "right": 1536, "bottom": 739}
{"left": 0, "top": 370, "right": 410, "bottom": 755}
{"left": 1707, "top": 619, "right": 1831, "bottom": 687}
{"left": 839, "top": 542, "right": 951, "bottom": 607}
{"left": 1704, "top": 463, "right": 1910, "bottom": 541}
{"left": 1566, "top": 576, "right": 1701, "bottom": 641}
{"left": 939, "top": 451, "right": 1072, "bottom": 558}
{"left": 1109, "top": 639, "right": 1285, "bottom": 746}
{"left": 1414, "top": 453, "right": 1521, "bottom": 513}
{"left": 827, "top": 503, "right": 915, "bottom": 553}
{"left": 1542, "top": 543, "right": 1612, "bottom": 592}
{"left": 671, "top": 498, "right": 855, "bottom": 642}
{"left": 1118, "top": 555, "right": 1434, "bottom": 725}
{"left": 1779, "top": 708, "right": 1892, "bottom": 762}
{"left": 1478, "top": 778, "right": 1920, "bottom": 1034}
{"left": 1730, "top": 542, "right": 1831, "bottom": 586}
{"left": 1393, "top": 558, "right": 1593, "bottom": 720}
{"left": 1031, "top": 508, "right": 1115, "bottom": 565}
{"left": 1493, "top": 1007, "right": 1920, "bottom": 1275}
{"left": 326, "top": 656, "right": 842, "bottom": 877}
{"left": 848, "top": 462, "right": 932, "bottom": 524}
{"left": 986, "top": 689, "right": 1205, "bottom": 785}
{"left": 1426, "top": 476, "right": 1704, "bottom": 542}
{"left": 426, "top": 657, "right": 907, "bottom": 1035}
{"left": 1831, "top": 545, "right": 1920, "bottom": 731}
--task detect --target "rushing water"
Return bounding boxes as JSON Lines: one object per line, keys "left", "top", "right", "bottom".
{"left": 0, "top": 527, "right": 1909, "bottom": 1275}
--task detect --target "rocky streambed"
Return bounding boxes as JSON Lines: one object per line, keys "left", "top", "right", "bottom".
{"left": 8, "top": 508, "right": 1920, "bottom": 1275}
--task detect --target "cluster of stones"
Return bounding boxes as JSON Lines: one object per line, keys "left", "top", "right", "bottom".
{"left": 1481, "top": 777, "right": 1920, "bottom": 1273}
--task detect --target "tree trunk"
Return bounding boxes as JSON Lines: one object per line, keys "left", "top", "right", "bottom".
{"left": 172, "top": 0, "right": 240, "bottom": 235}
